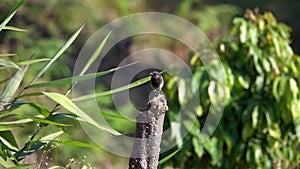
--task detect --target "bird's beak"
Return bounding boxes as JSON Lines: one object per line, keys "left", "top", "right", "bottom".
{"left": 150, "top": 72, "right": 153, "bottom": 75}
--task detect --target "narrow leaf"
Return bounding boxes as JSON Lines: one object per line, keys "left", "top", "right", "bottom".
{"left": 42, "top": 92, "right": 120, "bottom": 135}
{"left": 0, "top": 131, "right": 19, "bottom": 151}
{"left": 3, "top": 26, "right": 27, "bottom": 32}
{"left": 39, "top": 131, "right": 64, "bottom": 142}
{"left": 0, "top": 58, "right": 21, "bottom": 70}
{"left": 0, "top": 156, "right": 16, "bottom": 168}
{"left": 159, "top": 148, "right": 180, "bottom": 164}
{"left": 0, "top": 118, "right": 33, "bottom": 125}
{"left": 30, "top": 24, "right": 84, "bottom": 84}
{"left": 73, "top": 76, "right": 150, "bottom": 101}
{"left": 60, "top": 141, "right": 100, "bottom": 148}
{"left": 0, "top": 54, "right": 16, "bottom": 57}
{"left": 17, "top": 58, "right": 50, "bottom": 66}
{"left": 100, "top": 111, "right": 133, "bottom": 121}
{"left": 26, "top": 116, "right": 71, "bottom": 127}
{"left": 78, "top": 31, "right": 111, "bottom": 76}
{"left": 7, "top": 164, "right": 35, "bottom": 169}
{"left": 27, "top": 62, "right": 137, "bottom": 89}
{"left": 0, "top": 65, "right": 28, "bottom": 105}
{"left": 0, "top": 125, "right": 19, "bottom": 132}
{"left": 0, "top": 0, "right": 25, "bottom": 32}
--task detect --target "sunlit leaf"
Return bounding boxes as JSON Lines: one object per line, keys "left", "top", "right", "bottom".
{"left": 17, "top": 58, "right": 50, "bottom": 66}
{"left": 0, "top": 65, "right": 28, "bottom": 107}
{"left": 42, "top": 92, "right": 120, "bottom": 135}
{"left": 72, "top": 76, "right": 150, "bottom": 102}
{"left": 0, "top": 54, "right": 16, "bottom": 57}
{"left": 39, "top": 131, "right": 64, "bottom": 142}
{"left": 26, "top": 116, "right": 71, "bottom": 127}
{"left": 78, "top": 31, "right": 111, "bottom": 76}
{"left": 251, "top": 106, "right": 259, "bottom": 129}
{"left": 0, "top": 0, "right": 25, "bottom": 32}
{"left": 0, "top": 58, "right": 21, "bottom": 70}
{"left": 60, "top": 141, "right": 99, "bottom": 148}
{"left": 159, "top": 148, "right": 180, "bottom": 165}
{"left": 0, "top": 131, "right": 19, "bottom": 151}
{"left": 27, "top": 62, "right": 137, "bottom": 88}
{"left": 29, "top": 24, "right": 84, "bottom": 84}
{"left": 0, "top": 125, "right": 19, "bottom": 132}
{"left": 3, "top": 26, "right": 27, "bottom": 32}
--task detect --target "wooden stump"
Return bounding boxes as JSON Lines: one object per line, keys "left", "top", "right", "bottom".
{"left": 129, "top": 90, "right": 168, "bottom": 169}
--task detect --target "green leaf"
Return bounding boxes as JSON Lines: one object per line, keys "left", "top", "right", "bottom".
{"left": 251, "top": 106, "right": 259, "bottom": 129}
{"left": 26, "top": 116, "right": 71, "bottom": 127}
{"left": 203, "top": 137, "right": 220, "bottom": 165}
{"left": 17, "top": 58, "right": 50, "bottom": 66}
{"left": 27, "top": 62, "right": 137, "bottom": 89}
{"left": 0, "top": 58, "right": 21, "bottom": 70}
{"left": 242, "top": 121, "right": 254, "bottom": 141}
{"left": 15, "top": 131, "right": 64, "bottom": 161}
{"left": 3, "top": 26, "right": 27, "bottom": 32}
{"left": 159, "top": 148, "right": 180, "bottom": 165}
{"left": 0, "top": 131, "right": 19, "bottom": 151}
{"left": 192, "top": 137, "right": 204, "bottom": 158}
{"left": 100, "top": 111, "right": 132, "bottom": 121}
{"left": 289, "top": 78, "right": 299, "bottom": 99}
{"left": 0, "top": 125, "right": 19, "bottom": 131}
{"left": 72, "top": 76, "right": 150, "bottom": 102}
{"left": 291, "top": 100, "right": 300, "bottom": 123}
{"left": 0, "top": 118, "right": 33, "bottom": 125}
{"left": 29, "top": 24, "right": 84, "bottom": 84}
{"left": 238, "top": 75, "right": 250, "bottom": 89}
{"left": 42, "top": 92, "right": 120, "bottom": 135}
{"left": 239, "top": 19, "right": 247, "bottom": 43}
{"left": 178, "top": 79, "right": 186, "bottom": 105}
{"left": 0, "top": 54, "right": 16, "bottom": 57}
{"left": 0, "top": 0, "right": 25, "bottom": 32}
{"left": 0, "top": 65, "right": 28, "bottom": 106}
{"left": 39, "top": 131, "right": 64, "bottom": 142}
{"left": 0, "top": 156, "right": 16, "bottom": 168}
{"left": 28, "top": 103, "right": 50, "bottom": 117}
{"left": 60, "top": 141, "right": 99, "bottom": 148}
{"left": 78, "top": 31, "right": 111, "bottom": 76}
{"left": 7, "top": 164, "right": 35, "bottom": 169}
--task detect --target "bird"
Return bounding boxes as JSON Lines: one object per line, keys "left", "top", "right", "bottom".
{"left": 150, "top": 71, "right": 164, "bottom": 91}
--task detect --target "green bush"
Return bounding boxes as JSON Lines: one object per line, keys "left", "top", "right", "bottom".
{"left": 163, "top": 9, "right": 300, "bottom": 168}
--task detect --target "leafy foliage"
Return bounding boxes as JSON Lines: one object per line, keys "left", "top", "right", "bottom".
{"left": 0, "top": 2, "right": 142, "bottom": 168}
{"left": 162, "top": 9, "right": 300, "bottom": 168}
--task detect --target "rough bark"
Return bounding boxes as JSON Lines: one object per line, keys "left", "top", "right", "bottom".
{"left": 129, "top": 90, "right": 168, "bottom": 169}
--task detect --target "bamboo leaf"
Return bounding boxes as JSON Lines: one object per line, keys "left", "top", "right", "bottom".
{"left": 30, "top": 24, "right": 84, "bottom": 84}
{"left": 42, "top": 92, "right": 120, "bottom": 135}
{"left": 7, "top": 164, "right": 35, "bottom": 169}
{"left": 26, "top": 116, "right": 71, "bottom": 127}
{"left": 159, "top": 148, "right": 180, "bottom": 164}
{"left": 78, "top": 31, "right": 111, "bottom": 76}
{"left": 3, "top": 26, "right": 27, "bottom": 32}
{"left": 39, "top": 131, "right": 64, "bottom": 142}
{"left": 0, "top": 118, "right": 33, "bottom": 125}
{"left": 27, "top": 62, "right": 137, "bottom": 89}
{"left": 100, "top": 111, "right": 132, "bottom": 121}
{"left": 0, "top": 125, "right": 20, "bottom": 132}
{"left": 0, "top": 58, "right": 21, "bottom": 70}
{"left": 0, "top": 156, "right": 16, "bottom": 168}
{"left": 0, "top": 0, "right": 25, "bottom": 32}
{"left": 0, "top": 65, "right": 28, "bottom": 106}
{"left": 0, "top": 131, "right": 19, "bottom": 151}
{"left": 60, "top": 141, "right": 100, "bottom": 148}
{"left": 72, "top": 76, "right": 150, "bottom": 102}
{"left": 0, "top": 54, "right": 16, "bottom": 57}
{"left": 17, "top": 58, "right": 50, "bottom": 66}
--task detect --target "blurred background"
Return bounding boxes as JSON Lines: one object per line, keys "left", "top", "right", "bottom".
{"left": 1, "top": 0, "right": 300, "bottom": 168}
